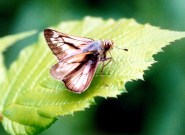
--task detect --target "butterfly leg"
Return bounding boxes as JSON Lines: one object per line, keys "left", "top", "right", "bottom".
{"left": 100, "top": 57, "right": 112, "bottom": 74}
{"left": 108, "top": 51, "right": 116, "bottom": 63}
{"left": 99, "top": 57, "right": 112, "bottom": 84}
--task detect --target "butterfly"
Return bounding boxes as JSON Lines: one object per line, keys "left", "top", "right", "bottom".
{"left": 44, "top": 29, "right": 115, "bottom": 93}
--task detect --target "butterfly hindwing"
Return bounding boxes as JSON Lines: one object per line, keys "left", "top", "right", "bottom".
{"left": 63, "top": 55, "right": 98, "bottom": 93}
{"left": 50, "top": 52, "right": 92, "bottom": 80}
{"left": 50, "top": 53, "right": 98, "bottom": 93}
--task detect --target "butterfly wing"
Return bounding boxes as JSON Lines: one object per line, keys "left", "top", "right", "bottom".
{"left": 51, "top": 53, "right": 99, "bottom": 93}
{"left": 44, "top": 29, "right": 94, "bottom": 60}
{"left": 63, "top": 58, "right": 98, "bottom": 93}
{"left": 50, "top": 52, "right": 92, "bottom": 80}
{"left": 44, "top": 29, "right": 99, "bottom": 93}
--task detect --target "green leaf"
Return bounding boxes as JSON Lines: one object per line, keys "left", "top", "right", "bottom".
{"left": 0, "top": 30, "right": 37, "bottom": 84}
{"left": 1, "top": 17, "right": 185, "bottom": 135}
{"left": 0, "top": 54, "right": 6, "bottom": 84}
{"left": 0, "top": 30, "right": 37, "bottom": 53}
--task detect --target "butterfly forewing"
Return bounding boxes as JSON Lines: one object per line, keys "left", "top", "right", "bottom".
{"left": 44, "top": 29, "right": 93, "bottom": 60}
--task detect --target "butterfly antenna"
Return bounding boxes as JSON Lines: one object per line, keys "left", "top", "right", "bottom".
{"left": 114, "top": 45, "right": 128, "bottom": 51}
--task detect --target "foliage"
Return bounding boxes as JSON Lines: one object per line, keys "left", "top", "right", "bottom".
{"left": 0, "top": 17, "right": 185, "bottom": 135}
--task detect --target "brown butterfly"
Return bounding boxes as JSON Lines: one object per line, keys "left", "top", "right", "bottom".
{"left": 44, "top": 29, "right": 115, "bottom": 93}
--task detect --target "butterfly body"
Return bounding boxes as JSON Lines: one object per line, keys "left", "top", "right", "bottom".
{"left": 82, "top": 40, "right": 113, "bottom": 61}
{"left": 44, "top": 29, "right": 113, "bottom": 93}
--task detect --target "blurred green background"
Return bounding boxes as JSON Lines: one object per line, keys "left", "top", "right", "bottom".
{"left": 1, "top": 0, "right": 185, "bottom": 135}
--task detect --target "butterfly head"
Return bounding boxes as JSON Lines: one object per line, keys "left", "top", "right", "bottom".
{"left": 103, "top": 40, "right": 114, "bottom": 51}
